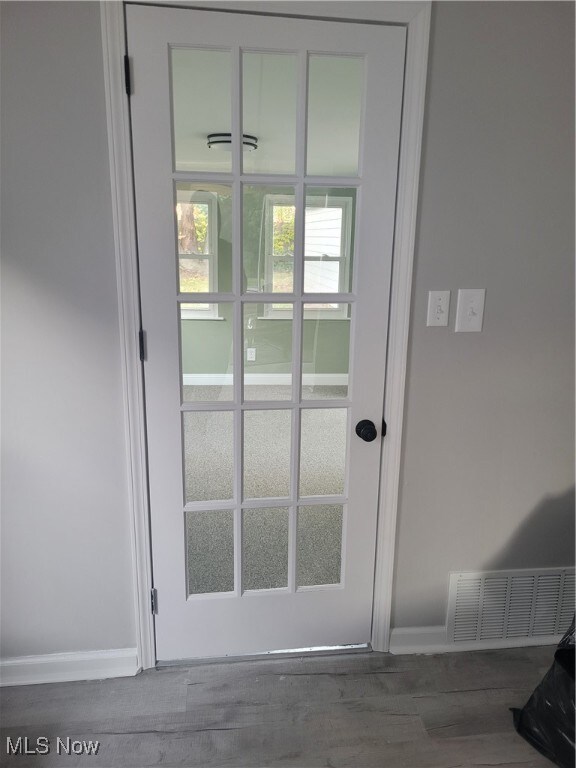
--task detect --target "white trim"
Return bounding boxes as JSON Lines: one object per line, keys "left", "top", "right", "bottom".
{"left": 371, "top": 2, "right": 432, "bottom": 653}
{"left": 261, "top": 308, "right": 352, "bottom": 320}
{"left": 389, "top": 626, "right": 561, "bottom": 656}
{"left": 182, "top": 373, "right": 348, "bottom": 386}
{"left": 100, "top": 3, "right": 156, "bottom": 670}
{"left": 389, "top": 625, "right": 448, "bottom": 653}
{"left": 181, "top": 309, "right": 224, "bottom": 319}
{"left": 0, "top": 649, "right": 139, "bottom": 687}
{"left": 130, "top": 1, "right": 428, "bottom": 25}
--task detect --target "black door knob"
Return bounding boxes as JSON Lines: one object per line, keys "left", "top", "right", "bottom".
{"left": 355, "top": 419, "right": 377, "bottom": 442}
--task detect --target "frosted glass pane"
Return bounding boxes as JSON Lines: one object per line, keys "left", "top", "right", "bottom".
{"left": 300, "top": 409, "right": 347, "bottom": 496}
{"left": 302, "top": 305, "right": 350, "bottom": 400}
{"left": 176, "top": 183, "right": 232, "bottom": 294}
{"left": 181, "top": 304, "right": 233, "bottom": 402}
{"left": 243, "top": 53, "right": 297, "bottom": 174}
{"left": 297, "top": 505, "right": 343, "bottom": 587}
{"left": 304, "top": 188, "right": 355, "bottom": 294}
{"left": 243, "top": 507, "right": 289, "bottom": 590}
{"left": 243, "top": 304, "right": 293, "bottom": 401}
{"left": 243, "top": 186, "right": 295, "bottom": 293}
{"left": 184, "top": 411, "right": 233, "bottom": 502}
{"left": 307, "top": 56, "right": 364, "bottom": 176}
{"left": 243, "top": 410, "right": 291, "bottom": 499}
{"left": 172, "top": 49, "right": 232, "bottom": 172}
{"left": 186, "top": 510, "right": 234, "bottom": 594}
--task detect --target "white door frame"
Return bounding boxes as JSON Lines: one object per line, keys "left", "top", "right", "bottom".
{"left": 100, "top": 0, "right": 431, "bottom": 671}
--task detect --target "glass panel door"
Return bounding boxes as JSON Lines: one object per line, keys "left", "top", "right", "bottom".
{"left": 128, "top": 4, "right": 406, "bottom": 661}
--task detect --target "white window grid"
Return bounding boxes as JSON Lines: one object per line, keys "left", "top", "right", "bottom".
{"left": 261, "top": 193, "right": 353, "bottom": 320}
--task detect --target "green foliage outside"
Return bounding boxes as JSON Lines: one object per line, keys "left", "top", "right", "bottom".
{"left": 178, "top": 203, "right": 209, "bottom": 255}
{"left": 177, "top": 202, "right": 210, "bottom": 292}
{"left": 272, "top": 205, "right": 295, "bottom": 258}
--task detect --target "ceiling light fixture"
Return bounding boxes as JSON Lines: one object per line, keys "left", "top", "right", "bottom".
{"left": 207, "top": 133, "right": 258, "bottom": 152}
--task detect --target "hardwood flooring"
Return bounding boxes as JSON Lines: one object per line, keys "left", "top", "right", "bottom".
{"left": 0, "top": 646, "right": 555, "bottom": 767}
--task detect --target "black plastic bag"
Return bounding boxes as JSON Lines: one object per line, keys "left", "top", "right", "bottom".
{"left": 512, "top": 617, "right": 575, "bottom": 768}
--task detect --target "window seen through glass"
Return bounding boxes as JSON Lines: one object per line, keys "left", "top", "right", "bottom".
{"left": 177, "top": 202, "right": 211, "bottom": 293}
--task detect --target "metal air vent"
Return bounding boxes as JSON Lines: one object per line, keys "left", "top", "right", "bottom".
{"left": 447, "top": 568, "right": 575, "bottom": 643}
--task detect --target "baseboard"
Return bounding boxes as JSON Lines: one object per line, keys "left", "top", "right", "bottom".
{"left": 182, "top": 373, "right": 348, "bottom": 386}
{"left": 389, "top": 626, "right": 561, "bottom": 655}
{"left": 0, "top": 648, "right": 140, "bottom": 687}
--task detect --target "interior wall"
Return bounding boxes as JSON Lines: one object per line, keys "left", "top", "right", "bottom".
{"left": 392, "top": 1, "right": 575, "bottom": 628}
{"left": 0, "top": 2, "right": 136, "bottom": 657}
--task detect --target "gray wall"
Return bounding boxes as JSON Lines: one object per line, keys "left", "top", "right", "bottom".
{"left": 1, "top": 2, "right": 136, "bottom": 656}
{"left": 393, "top": 1, "right": 575, "bottom": 628}
{"left": 1, "top": 1, "right": 573, "bottom": 662}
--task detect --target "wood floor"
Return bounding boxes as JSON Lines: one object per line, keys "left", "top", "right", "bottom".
{"left": 0, "top": 646, "right": 554, "bottom": 767}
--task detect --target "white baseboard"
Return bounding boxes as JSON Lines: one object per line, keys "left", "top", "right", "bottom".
{"left": 389, "top": 625, "right": 561, "bottom": 655}
{"left": 182, "top": 373, "right": 348, "bottom": 387}
{"left": 389, "top": 626, "right": 448, "bottom": 654}
{"left": 0, "top": 648, "right": 140, "bottom": 687}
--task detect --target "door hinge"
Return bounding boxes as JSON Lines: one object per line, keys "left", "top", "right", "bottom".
{"left": 139, "top": 329, "right": 146, "bottom": 362}
{"left": 382, "top": 418, "right": 387, "bottom": 438}
{"left": 151, "top": 588, "right": 158, "bottom": 615}
{"left": 124, "top": 54, "right": 132, "bottom": 96}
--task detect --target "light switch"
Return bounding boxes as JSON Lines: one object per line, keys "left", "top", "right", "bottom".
{"left": 455, "top": 289, "right": 485, "bottom": 332}
{"left": 426, "top": 290, "right": 450, "bottom": 326}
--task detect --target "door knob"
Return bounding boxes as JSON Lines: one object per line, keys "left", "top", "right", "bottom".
{"left": 355, "top": 419, "right": 377, "bottom": 442}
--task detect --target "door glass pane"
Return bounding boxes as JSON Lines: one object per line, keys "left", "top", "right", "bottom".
{"left": 176, "top": 183, "right": 233, "bottom": 294}
{"left": 243, "top": 186, "right": 296, "bottom": 293}
{"left": 306, "top": 55, "right": 364, "bottom": 176}
{"left": 304, "top": 188, "right": 355, "bottom": 294}
{"left": 302, "top": 304, "right": 351, "bottom": 400}
{"left": 243, "top": 303, "right": 293, "bottom": 401}
{"left": 300, "top": 409, "right": 347, "bottom": 496}
{"left": 172, "top": 48, "right": 232, "bottom": 172}
{"left": 242, "top": 53, "right": 297, "bottom": 175}
{"left": 243, "top": 410, "right": 291, "bottom": 499}
{"left": 184, "top": 411, "right": 234, "bottom": 502}
{"left": 297, "top": 505, "right": 343, "bottom": 587}
{"left": 186, "top": 509, "right": 234, "bottom": 594}
{"left": 176, "top": 183, "right": 232, "bottom": 294}
{"left": 242, "top": 507, "right": 289, "bottom": 590}
{"left": 181, "top": 303, "right": 233, "bottom": 402}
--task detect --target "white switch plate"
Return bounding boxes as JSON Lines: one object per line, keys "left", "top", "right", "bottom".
{"left": 455, "top": 289, "right": 485, "bottom": 332}
{"left": 246, "top": 347, "right": 256, "bottom": 362}
{"left": 426, "top": 290, "right": 450, "bottom": 326}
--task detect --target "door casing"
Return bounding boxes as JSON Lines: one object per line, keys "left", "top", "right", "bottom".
{"left": 100, "top": 0, "right": 432, "bottom": 671}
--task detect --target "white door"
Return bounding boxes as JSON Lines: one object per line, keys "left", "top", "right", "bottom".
{"left": 127, "top": 4, "right": 406, "bottom": 662}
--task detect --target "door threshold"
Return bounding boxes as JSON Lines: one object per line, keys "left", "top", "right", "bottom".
{"left": 156, "top": 643, "right": 372, "bottom": 668}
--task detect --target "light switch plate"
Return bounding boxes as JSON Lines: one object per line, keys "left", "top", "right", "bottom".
{"left": 426, "top": 290, "right": 450, "bottom": 326}
{"left": 455, "top": 289, "right": 485, "bottom": 332}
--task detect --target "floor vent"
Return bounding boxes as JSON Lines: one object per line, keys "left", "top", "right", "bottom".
{"left": 447, "top": 568, "right": 575, "bottom": 643}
